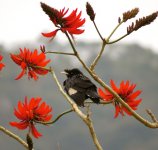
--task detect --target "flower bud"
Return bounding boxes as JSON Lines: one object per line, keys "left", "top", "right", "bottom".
{"left": 86, "top": 2, "right": 95, "bottom": 21}
{"left": 127, "top": 11, "right": 158, "bottom": 34}
{"left": 26, "top": 134, "right": 33, "bottom": 150}
{"left": 40, "top": 45, "right": 46, "bottom": 53}
{"left": 123, "top": 8, "right": 139, "bottom": 22}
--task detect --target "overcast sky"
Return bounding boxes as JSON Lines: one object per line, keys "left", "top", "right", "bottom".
{"left": 0, "top": 0, "right": 158, "bottom": 52}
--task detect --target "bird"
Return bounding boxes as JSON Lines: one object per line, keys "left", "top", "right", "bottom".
{"left": 61, "top": 68, "right": 100, "bottom": 107}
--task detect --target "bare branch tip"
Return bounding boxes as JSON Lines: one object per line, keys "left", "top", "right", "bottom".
{"left": 146, "top": 109, "right": 158, "bottom": 123}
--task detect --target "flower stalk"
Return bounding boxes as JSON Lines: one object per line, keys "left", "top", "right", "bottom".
{"left": 36, "top": 109, "right": 73, "bottom": 125}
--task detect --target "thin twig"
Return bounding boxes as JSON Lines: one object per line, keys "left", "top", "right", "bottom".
{"left": 107, "top": 20, "right": 124, "bottom": 41}
{"left": 146, "top": 109, "right": 158, "bottom": 123}
{"left": 107, "top": 34, "right": 128, "bottom": 44}
{"left": 93, "top": 21, "right": 104, "bottom": 41}
{"left": 90, "top": 41, "right": 106, "bottom": 71}
{"left": 0, "top": 125, "right": 29, "bottom": 149}
{"left": 36, "top": 109, "right": 73, "bottom": 125}
{"left": 64, "top": 32, "right": 78, "bottom": 55}
{"left": 84, "top": 104, "right": 102, "bottom": 149}
{"left": 86, "top": 113, "right": 102, "bottom": 150}
{"left": 45, "top": 51, "right": 75, "bottom": 56}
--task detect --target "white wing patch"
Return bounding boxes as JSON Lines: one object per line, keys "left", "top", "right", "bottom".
{"left": 68, "top": 88, "right": 77, "bottom": 95}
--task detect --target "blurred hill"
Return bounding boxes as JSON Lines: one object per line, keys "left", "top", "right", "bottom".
{"left": 0, "top": 40, "right": 158, "bottom": 150}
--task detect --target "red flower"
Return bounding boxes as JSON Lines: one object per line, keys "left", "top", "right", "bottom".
{"left": 10, "top": 97, "right": 52, "bottom": 138}
{"left": 0, "top": 55, "right": 5, "bottom": 71}
{"left": 41, "top": 2, "right": 85, "bottom": 38}
{"left": 98, "top": 80, "right": 142, "bottom": 118}
{"left": 10, "top": 48, "right": 50, "bottom": 80}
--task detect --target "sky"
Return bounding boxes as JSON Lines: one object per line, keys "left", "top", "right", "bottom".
{"left": 0, "top": 0, "right": 158, "bottom": 52}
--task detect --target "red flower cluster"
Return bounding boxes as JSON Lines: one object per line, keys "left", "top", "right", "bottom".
{"left": 99, "top": 80, "right": 142, "bottom": 118}
{"left": 0, "top": 55, "right": 5, "bottom": 71}
{"left": 10, "top": 97, "right": 52, "bottom": 138}
{"left": 41, "top": 2, "right": 85, "bottom": 38}
{"left": 10, "top": 48, "right": 50, "bottom": 80}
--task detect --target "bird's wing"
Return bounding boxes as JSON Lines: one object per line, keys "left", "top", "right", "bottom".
{"left": 73, "top": 75, "right": 96, "bottom": 89}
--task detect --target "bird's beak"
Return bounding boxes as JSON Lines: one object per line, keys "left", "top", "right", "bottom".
{"left": 61, "top": 71, "right": 68, "bottom": 75}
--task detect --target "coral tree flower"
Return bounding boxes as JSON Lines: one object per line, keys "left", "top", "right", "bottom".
{"left": 10, "top": 48, "right": 50, "bottom": 80}
{"left": 0, "top": 55, "right": 5, "bottom": 71}
{"left": 41, "top": 2, "right": 85, "bottom": 38}
{"left": 10, "top": 97, "right": 52, "bottom": 138}
{"left": 98, "top": 80, "right": 142, "bottom": 118}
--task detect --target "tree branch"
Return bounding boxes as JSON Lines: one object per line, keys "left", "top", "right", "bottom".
{"left": 107, "top": 34, "right": 128, "bottom": 44}
{"left": 49, "top": 68, "right": 103, "bottom": 150}
{"left": 89, "top": 41, "right": 106, "bottom": 71}
{"left": 93, "top": 21, "right": 104, "bottom": 41}
{"left": 87, "top": 73, "right": 158, "bottom": 128}
{"left": 64, "top": 32, "right": 158, "bottom": 129}
{"left": 107, "top": 20, "right": 124, "bottom": 40}
{"left": 0, "top": 125, "right": 29, "bottom": 149}
{"left": 45, "top": 51, "right": 75, "bottom": 56}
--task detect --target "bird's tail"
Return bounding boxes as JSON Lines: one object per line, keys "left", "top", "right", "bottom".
{"left": 87, "top": 90, "right": 100, "bottom": 104}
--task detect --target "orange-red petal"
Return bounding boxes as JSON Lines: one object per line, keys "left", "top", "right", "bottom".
{"left": 42, "top": 30, "right": 59, "bottom": 38}
{"left": 31, "top": 124, "right": 42, "bottom": 138}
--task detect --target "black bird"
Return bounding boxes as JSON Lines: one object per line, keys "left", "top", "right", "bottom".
{"left": 61, "top": 68, "right": 100, "bottom": 106}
